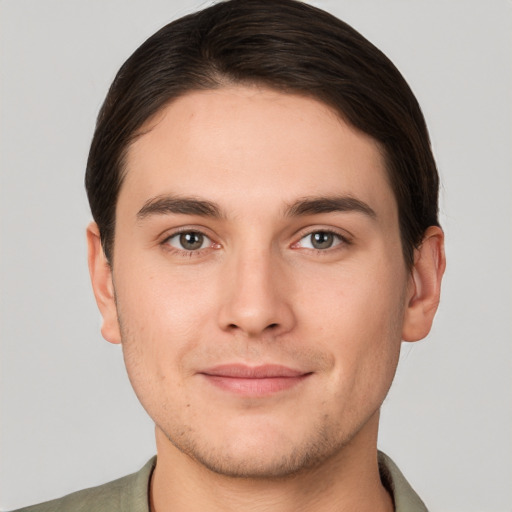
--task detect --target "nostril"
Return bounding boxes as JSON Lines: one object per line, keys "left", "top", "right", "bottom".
{"left": 268, "top": 323, "right": 278, "bottom": 329}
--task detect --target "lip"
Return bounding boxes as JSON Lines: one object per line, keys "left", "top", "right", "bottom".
{"left": 199, "top": 364, "right": 312, "bottom": 396}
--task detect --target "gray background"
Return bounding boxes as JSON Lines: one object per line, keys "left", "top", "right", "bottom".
{"left": 1, "top": 1, "right": 511, "bottom": 510}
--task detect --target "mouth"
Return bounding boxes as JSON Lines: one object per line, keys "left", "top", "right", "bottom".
{"left": 199, "top": 364, "right": 312, "bottom": 396}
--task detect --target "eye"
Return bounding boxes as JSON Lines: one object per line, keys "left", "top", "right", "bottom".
{"left": 166, "top": 231, "right": 212, "bottom": 251}
{"left": 297, "top": 231, "right": 344, "bottom": 250}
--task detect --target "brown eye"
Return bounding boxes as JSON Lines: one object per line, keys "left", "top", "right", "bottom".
{"left": 167, "top": 231, "right": 209, "bottom": 251}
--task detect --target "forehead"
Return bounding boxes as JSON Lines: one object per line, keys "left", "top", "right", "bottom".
{"left": 121, "top": 86, "right": 396, "bottom": 220}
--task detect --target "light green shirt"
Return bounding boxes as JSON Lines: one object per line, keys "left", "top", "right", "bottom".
{"left": 13, "top": 452, "right": 427, "bottom": 511}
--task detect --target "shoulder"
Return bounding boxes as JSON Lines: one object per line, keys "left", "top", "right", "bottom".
{"left": 11, "top": 457, "right": 156, "bottom": 512}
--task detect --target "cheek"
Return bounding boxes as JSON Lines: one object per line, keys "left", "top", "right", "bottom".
{"left": 300, "top": 256, "right": 406, "bottom": 335}
{"left": 117, "top": 256, "right": 215, "bottom": 326}
{"left": 114, "top": 271, "right": 204, "bottom": 422}
{"left": 298, "top": 257, "right": 406, "bottom": 386}
{"left": 113, "top": 262, "right": 217, "bottom": 381}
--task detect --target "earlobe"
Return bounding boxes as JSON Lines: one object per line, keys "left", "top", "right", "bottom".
{"left": 402, "top": 226, "right": 446, "bottom": 342}
{"left": 86, "top": 222, "right": 122, "bottom": 344}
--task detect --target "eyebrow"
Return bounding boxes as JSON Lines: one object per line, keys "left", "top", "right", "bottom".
{"left": 285, "top": 196, "right": 377, "bottom": 219}
{"left": 137, "top": 195, "right": 223, "bottom": 220}
{"left": 136, "top": 194, "right": 376, "bottom": 221}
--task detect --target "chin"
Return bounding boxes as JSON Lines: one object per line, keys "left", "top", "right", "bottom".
{"left": 184, "top": 444, "right": 333, "bottom": 480}
{"left": 161, "top": 418, "right": 353, "bottom": 480}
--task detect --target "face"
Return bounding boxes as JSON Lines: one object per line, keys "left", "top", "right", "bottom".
{"left": 96, "top": 86, "right": 417, "bottom": 478}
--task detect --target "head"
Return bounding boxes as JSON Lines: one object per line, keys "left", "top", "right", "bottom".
{"left": 86, "top": 0, "right": 445, "bottom": 480}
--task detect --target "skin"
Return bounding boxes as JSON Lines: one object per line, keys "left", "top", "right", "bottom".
{"left": 88, "top": 86, "right": 445, "bottom": 512}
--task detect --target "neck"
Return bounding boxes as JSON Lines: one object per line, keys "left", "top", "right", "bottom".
{"left": 150, "top": 413, "right": 393, "bottom": 512}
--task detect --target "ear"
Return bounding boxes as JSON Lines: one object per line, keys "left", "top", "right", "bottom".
{"left": 402, "top": 226, "right": 446, "bottom": 342}
{"left": 87, "top": 222, "right": 121, "bottom": 344}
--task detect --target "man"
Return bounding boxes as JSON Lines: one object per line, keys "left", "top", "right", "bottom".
{"left": 14, "top": 0, "right": 445, "bottom": 510}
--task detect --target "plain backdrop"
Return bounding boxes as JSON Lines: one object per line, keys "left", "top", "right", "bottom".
{"left": 1, "top": 1, "right": 511, "bottom": 510}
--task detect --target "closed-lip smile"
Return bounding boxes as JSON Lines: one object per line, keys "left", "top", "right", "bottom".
{"left": 199, "top": 364, "right": 312, "bottom": 396}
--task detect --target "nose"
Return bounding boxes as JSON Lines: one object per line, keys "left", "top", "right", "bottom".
{"left": 217, "top": 247, "right": 296, "bottom": 338}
